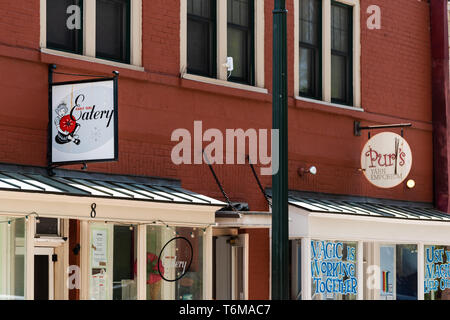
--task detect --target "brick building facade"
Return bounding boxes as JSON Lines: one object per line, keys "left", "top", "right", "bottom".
{"left": 0, "top": 0, "right": 448, "bottom": 300}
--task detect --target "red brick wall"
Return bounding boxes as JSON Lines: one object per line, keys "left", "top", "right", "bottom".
{"left": 0, "top": 0, "right": 434, "bottom": 212}
{"left": 239, "top": 228, "right": 270, "bottom": 300}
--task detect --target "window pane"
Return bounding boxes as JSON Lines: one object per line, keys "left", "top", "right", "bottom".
{"left": 146, "top": 226, "right": 204, "bottom": 300}
{"left": 299, "top": 0, "right": 320, "bottom": 98}
{"left": 187, "top": 0, "right": 215, "bottom": 77}
{"left": 36, "top": 218, "right": 59, "bottom": 236}
{"left": 0, "top": 218, "right": 26, "bottom": 300}
{"left": 96, "top": 0, "right": 130, "bottom": 63}
{"left": 228, "top": 0, "right": 249, "bottom": 27}
{"left": 47, "top": 0, "right": 82, "bottom": 54}
{"left": 89, "top": 223, "right": 137, "bottom": 300}
{"left": 331, "top": 3, "right": 349, "bottom": 53}
{"left": 331, "top": 54, "right": 346, "bottom": 101}
{"left": 228, "top": 27, "right": 247, "bottom": 80}
{"left": 311, "top": 240, "right": 358, "bottom": 300}
{"left": 396, "top": 245, "right": 417, "bottom": 300}
{"left": 363, "top": 243, "right": 417, "bottom": 300}
{"left": 299, "top": 0, "right": 319, "bottom": 46}
{"left": 188, "top": 0, "right": 211, "bottom": 18}
{"left": 299, "top": 47, "right": 313, "bottom": 94}
{"left": 289, "top": 240, "right": 302, "bottom": 300}
{"left": 188, "top": 20, "right": 210, "bottom": 74}
{"left": 227, "top": 0, "right": 253, "bottom": 84}
{"left": 425, "top": 245, "right": 450, "bottom": 300}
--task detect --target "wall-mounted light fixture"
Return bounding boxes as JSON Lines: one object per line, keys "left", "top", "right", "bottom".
{"left": 298, "top": 166, "right": 317, "bottom": 177}
{"left": 406, "top": 179, "right": 416, "bottom": 189}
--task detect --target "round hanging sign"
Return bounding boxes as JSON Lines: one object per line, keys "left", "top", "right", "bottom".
{"left": 361, "top": 132, "right": 412, "bottom": 189}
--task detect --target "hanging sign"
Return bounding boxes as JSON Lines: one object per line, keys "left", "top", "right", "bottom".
{"left": 361, "top": 132, "right": 412, "bottom": 189}
{"left": 50, "top": 78, "right": 118, "bottom": 165}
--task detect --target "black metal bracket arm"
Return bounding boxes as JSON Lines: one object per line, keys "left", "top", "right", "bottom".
{"left": 47, "top": 162, "right": 88, "bottom": 176}
{"left": 354, "top": 121, "right": 412, "bottom": 137}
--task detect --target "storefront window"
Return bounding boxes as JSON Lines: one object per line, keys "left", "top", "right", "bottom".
{"left": 364, "top": 243, "right": 417, "bottom": 300}
{"left": 146, "top": 226, "right": 203, "bottom": 300}
{"left": 0, "top": 218, "right": 26, "bottom": 300}
{"left": 289, "top": 240, "right": 301, "bottom": 300}
{"left": 89, "top": 223, "right": 137, "bottom": 300}
{"left": 424, "top": 245, "right": 450, "bottom": 300}
{"left": 311, "top": 240, "right": 358, "bottom": 300}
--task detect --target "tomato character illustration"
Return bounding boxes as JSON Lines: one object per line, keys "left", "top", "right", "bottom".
{"left": 54, "top": 103, "right": 81, "bottom": 145}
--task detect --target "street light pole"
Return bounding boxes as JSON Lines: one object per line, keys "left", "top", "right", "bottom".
{"left": 272, "top": 0, "right": 289, "bottom": 300}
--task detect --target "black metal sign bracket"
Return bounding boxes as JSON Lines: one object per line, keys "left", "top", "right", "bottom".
{"left": 354, "top": 121, "right": 412, "bottom": 138}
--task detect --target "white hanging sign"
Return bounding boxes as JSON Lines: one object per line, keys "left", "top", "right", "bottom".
{"left": 50, "top": 78, "right": 118, "bottom": 165}
{"left": 361, "top": 132, "right": 412, "bottom": 189}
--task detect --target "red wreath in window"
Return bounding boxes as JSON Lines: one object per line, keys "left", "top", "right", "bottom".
{"left": 134, "top": 252, "right": 165, "bottom": 285}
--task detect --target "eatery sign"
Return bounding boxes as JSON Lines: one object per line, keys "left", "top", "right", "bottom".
{"left": 49, "top": 78, "right": 118, "bottom": 165}
{"left": 361, "top": 132, "right": 412, "bottom": 189}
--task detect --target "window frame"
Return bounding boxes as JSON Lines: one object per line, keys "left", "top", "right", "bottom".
{"left": 46, "top": 0, "right": 84, "bottom": 55}
{"left": 226, "top": 0, "right": 255, "bottom": 86}
{"left": 40, "top": 0, "right": 142, "bottom": 68}
{"left": 95, "top": 0, "right": 131, "bottom": 64}
{"left": 330, "top": 0, "right": 353, "bottom": 106}
{"left": 187, "top": 0, "right": 217, "bottom": 78}
{"left": 180, "top": 0, "right": 265, "bottom": 92}
{"left": 294, "top": 0, "right": 361, "bottom": 109}
{"left": 298, "top": 0, "right": 322, "bottom": 99}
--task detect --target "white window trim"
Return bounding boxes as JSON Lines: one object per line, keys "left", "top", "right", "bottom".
{"left": 180, "top": 0, "right": 266, "bottom": 92}
{"left": 40, "top": 0, "right": 142, "bottom": 67}
{"left": 294, "top": 0, "right": 361, "bottom": 108}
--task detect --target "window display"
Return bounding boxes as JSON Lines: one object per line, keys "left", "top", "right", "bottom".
{"left": 424, "top": 245, "right": 450, "bottom": 300}
{"left": 0, "top": 218, "right": 26, "bottom": 300}
{"left": 89, "top": 223, "right": 137, "bottom": 300}
{"left": 146, "top": 226, "right": 203, "bottom": 300}
{"left": 310, "top": 240, "right": 358, "bottom": 300}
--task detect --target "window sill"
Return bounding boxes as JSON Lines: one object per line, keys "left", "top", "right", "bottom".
{"left": 182, "top": 73, "right": 268, "bottom": 94}
{"left": 40, "top": 48, "right": 145, "bottom": 72}
{"left": 295, "top": 96, "right": 364, "bottom": 113}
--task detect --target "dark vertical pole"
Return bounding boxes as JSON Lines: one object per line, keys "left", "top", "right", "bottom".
{"left": 272, "top": 0, "right": 289, "bottom": 300}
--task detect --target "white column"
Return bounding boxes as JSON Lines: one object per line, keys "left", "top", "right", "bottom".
{"left": 203, "top": 227, "right": 213, "bottom": 300}
{"left": 25, "top": 216, "right": 35, "bottom": 300}
{"left": 131, "top": 0, "right": 143, "bottom": 67}
{"left": 84, "top": 0, "right": 96, "bottom": 57}
{"left": 301, "top": 237, "right": 311, "bottom": 300}
{"left": 293, "top": 0, "right": 299, "bottom": 96}
{"left": 254, "top": 0, "right": 265, "bottom": 88}
{"left": 137, "top": 224, "right": 147, "bottom": 300}
{"left": 357, "top": 241, "right": 364, "bottom": 300}
{"left": 80, "top": 220, "right": 90, "bottom": 300}
{"left": 180, "top": 0, "right": 187, "bottom": 74}
{"left": 217, "top": 0, "right": 228, "bottom": 81}
{"left": 418, "top": 243, "right": 424, "bottom": 300}
{"left": 39, "top": 0, "right": 46, "bottom": 48}
{"left": 322, "top": 0, "right": 332, "bottom": 102}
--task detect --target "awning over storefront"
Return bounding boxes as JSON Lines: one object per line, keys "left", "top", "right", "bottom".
{"left": 283, "top": 190, "right": 450, "bottom": 222}
{"left": 0, "top": 163, "right": 226, "bottom": 225}
{"left": 264, "top": 189, "right": 450, "bottom": 244}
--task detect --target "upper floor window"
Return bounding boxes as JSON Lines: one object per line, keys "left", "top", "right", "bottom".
{"left": 42, "top": 0, "right": 142, "bottom": 67}
{"left": 47, "top": 0, "right": 83, "bottom": 54}
{"left": 299, "top": 0, "right": 321, "bottom": 99}
{"left": 187, "top": 0, "right": 217, "bottom": 77}
{"left": 294, "top": 0, "right": 360, "bottom": 108}
{"left": 227, "top": 0, "right": 255, "bottom": 85}
{"left": 96, "top": 0, "right": 131, "bottom": 64}
{"left": 331, "top": 1, "right": 352, "bottom": 105}
{"left": 181, "top": 0, "right": 265, "bottom": 90}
